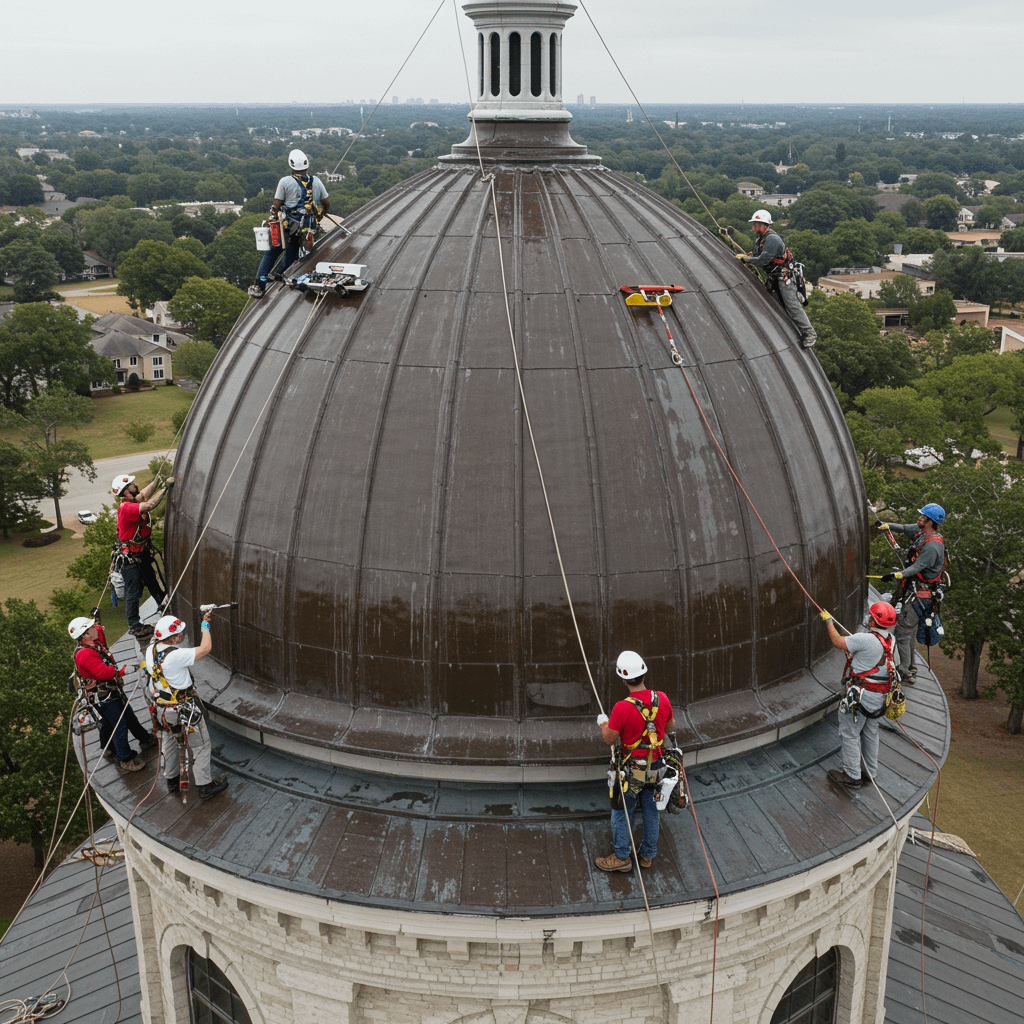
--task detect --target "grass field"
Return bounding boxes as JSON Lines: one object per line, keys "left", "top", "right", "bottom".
{"left": 0, "top": 386, "right": 192, "bottom": 461}
{"left": 921, "top": 743, "right": 1024, "bottom": 903}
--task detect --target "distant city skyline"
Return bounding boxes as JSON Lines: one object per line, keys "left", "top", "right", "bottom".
{"left": 3, "top": 0, "right": 1024, "bottom": 107}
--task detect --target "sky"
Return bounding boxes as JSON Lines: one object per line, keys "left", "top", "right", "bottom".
{"left": 3, "top": 0, "right": 1024, "bottom": 107}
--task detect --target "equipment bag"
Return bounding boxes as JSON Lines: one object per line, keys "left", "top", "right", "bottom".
{"left": 916, "top": 602, "right": 944, "bottom": 646}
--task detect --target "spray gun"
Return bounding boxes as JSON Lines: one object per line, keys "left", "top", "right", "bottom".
{"left": 200, "top": 602, "right": 239, "bottom": 614}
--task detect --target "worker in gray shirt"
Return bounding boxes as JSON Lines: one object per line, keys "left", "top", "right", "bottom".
{"left": 737, "top": 209, "right": 817, "bottom": 348}
{"left": 879, "top": 502, "right": 947, "bottom": 684}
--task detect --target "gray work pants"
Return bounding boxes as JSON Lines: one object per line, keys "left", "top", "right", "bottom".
{"left": 777, "top": 277, "right": 816, "bottom": 343}
{"left": 838, "top": 688, "right": 887, "bottom": 781}
{"left": 895, "top": 600, "right": 920, "bottom": 680}
{"left": 158, "top": 711, "right": 214, "bottom": 786}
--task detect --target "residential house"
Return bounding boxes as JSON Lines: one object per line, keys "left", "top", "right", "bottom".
{"left": 736, "top": 181, "right": 764, "bottom": 198}
{"left": 82, "top": 250, "right": 115, "bottom": 279}
{"left": 89, "top": 313, "right": 189, "bottom": 385}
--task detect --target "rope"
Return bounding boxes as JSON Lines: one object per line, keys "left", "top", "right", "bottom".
{"left": 328, "top": 0, "right": 449, "bottom": 180}
{"left": 163, "top": 290, "right": 328, "bottom": 611}
{"left": 575, "top": 0, "right": 741, "bottom": 251}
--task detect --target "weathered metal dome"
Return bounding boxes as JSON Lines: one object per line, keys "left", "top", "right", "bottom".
{"left": 167, "top": 1, "right": 865, "bottom": 778}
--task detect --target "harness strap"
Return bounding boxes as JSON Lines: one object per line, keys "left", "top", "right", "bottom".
{"left": 845, "top": 630, "right": 895, "bottom": 693}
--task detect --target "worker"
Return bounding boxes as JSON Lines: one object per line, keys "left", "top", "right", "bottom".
{"left": 249, "top": 149, "right": 330, "bottom": 298}
{"left": 821, "top": 602, "right": 900, "bottom": 788}
{"left": 69, "top": 614, "right": 157, "bottom": 773}
{"left": 112, "top": 474, "right": 171, "bottom": 641}
{"left": 144, "top": 611, "right": 228, "bottom": 801}
{"left": 736, "top": 209, "right": 817, "bottom": 348}
{"left": 594, "top": 651, "right": 675, "bottom": 873}
{"left": 879, "top": 503, "right": 947, "bottom": 685}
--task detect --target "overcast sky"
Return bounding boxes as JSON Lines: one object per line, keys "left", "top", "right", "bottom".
{"left": 3, "top": 0, "right": 1023, "bottom": 107}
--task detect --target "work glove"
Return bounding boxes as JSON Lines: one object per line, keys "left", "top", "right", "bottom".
{"left": 877, "top": 521, "right": 889, "bottom": 530}
{"left": 116, "top": 665, "right": 127, "bottom": 678}
{"left": 89, "top": 606, "right": 101, "bottom": 619}
{"left": 880, "top": 572, "right": 903, "bottom": 583}
{"left": 820, "top": 610, "right": 832, "bottom": 622}
{"left": 735, "top": 253, "right": 747, "bottom": 262}
{"left": 165, "top": 476, "right": 175, "bottom": 488}
{"left": 596, "top": 714, "right": 609, "bottom": 726}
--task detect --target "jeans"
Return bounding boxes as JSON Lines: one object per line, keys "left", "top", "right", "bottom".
{"left": 611, "top": 785, "right": 659, "bottom": 860}
{"left": 97, "top": 693, "right": 150, "bottom": 763}
{"left": 256, "top": 219, "right": 304, "bottom": 282}
{"left": 122, "top": 551, "right": 165, "bottom": 629}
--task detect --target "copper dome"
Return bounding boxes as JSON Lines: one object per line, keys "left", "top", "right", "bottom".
{"left": 167, "top": 4, "right": 865, "bottom": 776}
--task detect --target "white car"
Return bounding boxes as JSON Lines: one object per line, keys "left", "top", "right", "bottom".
{"left": 77, "top": 510, "right": 98, "bottom": 525}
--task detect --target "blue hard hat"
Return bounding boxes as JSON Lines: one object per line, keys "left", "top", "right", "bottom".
{"left": 918, "top": 503, "right": 945, "bottom": 524}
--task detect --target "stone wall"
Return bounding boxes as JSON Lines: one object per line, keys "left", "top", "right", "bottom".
{"left": 120, "top": 814, "right": 909, "bottom": 1024}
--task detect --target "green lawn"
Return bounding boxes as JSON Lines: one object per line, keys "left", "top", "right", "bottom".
{"left": 983, "top": 406, "right": 1018, "bottom": 456}
{"left": 0, "top": 386, "right": 192, "bottom": 461}
{"left": 921, "top": 743, "right": 1024, "bottom": 903}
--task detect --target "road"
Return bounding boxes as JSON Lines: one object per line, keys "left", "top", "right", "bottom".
{"left": 36, "top": 451, "right": 176, "bottom": 530}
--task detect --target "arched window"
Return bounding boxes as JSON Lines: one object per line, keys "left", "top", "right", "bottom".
{"left": 509, "top": 32, "right": 521, "bottom": 95}
{"left": 530, "top": 32, "right": 542, "bottom": 96}
{"left": 549, "top": 33, "right": 558, "bottom": 97}
{"left": 770, "top": 947, "right": 838, "bottom": 1024}
{"left": 489, "top": 32, "right": 500, "bottom": 96}
{"left": 188, "top": 949, "right": 253, "bottom": 1024}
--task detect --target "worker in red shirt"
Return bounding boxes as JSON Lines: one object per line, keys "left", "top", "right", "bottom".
{"left": 70, "top": 615, "right": 157, "bottom": 772}
{"left": 595, "top": 651, "right": 675, "bottom": 873}
{"left": 112, "top": 474, "right": 172, "bottom": 640}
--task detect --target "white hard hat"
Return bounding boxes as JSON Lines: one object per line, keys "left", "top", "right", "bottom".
{"left": 615, "top": 650, "right": 648, "bottom": 680}
{"left": 111, "top": 474, "right": 135, "bottom": 496}
{"left": 154, "top": 615, "right": 186, "bottom": 641}
{"left": 749, "top": 209, "right": 773, "bottom": 225}
{"left": 68, "top": 616, "right": 97, "bottom": 640}
{"left": 288, "top": 149, "right": 309, "bottom": 171}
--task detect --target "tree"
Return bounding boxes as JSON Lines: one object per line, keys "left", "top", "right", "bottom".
{"left": 204, "top": 215, "right": 264, "bottom": 289}
{"left": 975, "top": 204, "right": 1004, "bottom": 230}
{"left": 900, "top": 198, "right": 926, "bottom": 229}
{"left": 116, "top": 239, "right": 210, "bottom": 312}
{"left": 876, "top": 276, "right": 921, "bottom": 309}
{"left": 845, "top": 386, "right": 944, "bottom": 479}
{"left": 0, "top": 439, "right": 45, "bottom": 539}
{"left": 0, "top": 303, "right": 112, "bottom": 412}
{"left": 882, "top": 459, "right": 1024, "bottom": 702}
{"left": 0, "top": 599, "right": 103, "bottom": 870}
{"left": 924, "top": 194, "right": 961, "bottom": 232}
{"left": 2, "top": 390, "right": 97, "bottom": 531}
{"left": 986, "top": 584, "right": 1024, "bottom": 734}
{"left": 171, "top": 339, "right": 219, "bottom": 383}
{"left": 40, "top": 228, "right": 86, "bottom": 280}
{"left": 998, "top": 225, "right": 1024, "bottom": 252}
{"left": 0, "top": 173, "right": 44, "bottom": 207}
{"left": 73, "top": 206, "right": 175, "bottom": 264}
{"left": 907, "top": 171, "right": 965, "bottom": 201}
{"left": 807, "top": 292, "right": 915, "bottom": 398}
{"left": 908, "top": 289, "right": 957, "bottom": 333}
{"left": 168, "top": 277, "right": 247, "bottom": 347}
{"left": 830, "top": 218, "right": 877, "bottom": 267}
{"left": 0, "top": 239, "right": 63, "bottom": 302}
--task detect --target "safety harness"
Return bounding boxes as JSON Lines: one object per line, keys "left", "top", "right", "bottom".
{"left": 73, "top": 638, "right": 121, "bottom": 702}
{"left": 145, "top": 642, "right": 202, "bottom": 800}
{"left": 842, "top": 630, "right": 901, "bottom": 720}
{"left": 900, "top": 532, "right": 948, "bottom": 600}
{"left": 753, "top": 229, "right": 808, "bottom": 306}
{"left": 620, "top": 692, "right": 666, "bottom": 789}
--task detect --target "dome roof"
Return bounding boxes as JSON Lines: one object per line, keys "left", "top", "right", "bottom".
{"left": 167, "top": 1, "right": 866, "bottom": 777}
{"left": 169, "top": 159, "right": 865, "bottom": 774}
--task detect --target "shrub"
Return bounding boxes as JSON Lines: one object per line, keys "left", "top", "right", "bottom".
{"left": 22, "top": 533, "right": 61, "bottom": 548}
{"left": 123, "top": 420, "right": 156, "bottom": 444}
{"left": 127, "top": 373, "right": 141, "bottom": 389}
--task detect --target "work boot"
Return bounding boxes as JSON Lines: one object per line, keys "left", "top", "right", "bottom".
{"left": 247, "top": 282, "right": 265, "bottom": 298}
{"left": 102, "top": 746, "right": 118, "bottom": 762}
{"left": 129, "top": 623, "right": 153, "bottom": 640}
{"left": 827, "top": 768, "right": 866, "bottom": 788}
{"left": 639, "top": 855, "right": 653, "bottom": 869}
{"left": 197, "top": 777, "right": 228, "bottom": 801}
{"left": 139, "top": 732, "right": 159, "bottom": 751}
{"left": 117, "top": 756, "right": 146, "bottom": 774}
{"left": 594, "top": 853, "right": 632, "bottom": 873}
{"left": 801, "top": 332, "right": 817, "bottom": 348}
{"left": 906, "top": 666, "right": 917, "bottom": 685}
{"left": 166, "top": 776, "right": 180, "bottom": 793}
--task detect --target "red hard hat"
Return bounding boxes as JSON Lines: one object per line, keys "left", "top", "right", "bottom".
{"left": 869, "top": 601, "right": 897, "bottom": 629}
